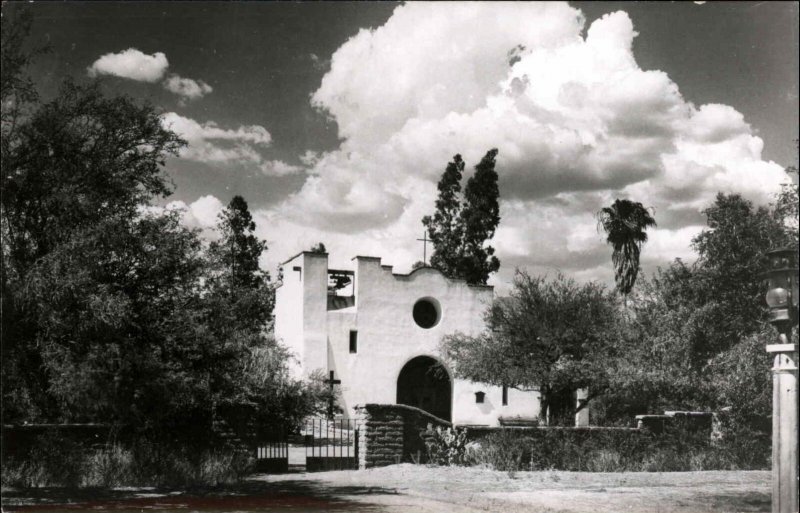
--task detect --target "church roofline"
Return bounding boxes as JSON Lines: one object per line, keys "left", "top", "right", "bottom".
{"left": 351, "top": 255, "right": 493, "bottom": 290}
{"left": 279, "top": 250, "right": 328, "bottom": 266}
{"left": 277, "top": 252, "right": 494, "bottom": 290}
{"left": 395, "top": 265, "right": 494, "bottom": 290}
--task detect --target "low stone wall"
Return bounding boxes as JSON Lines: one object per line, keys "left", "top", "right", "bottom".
{"left": 354, "top": 404, "right": 451, "bottom": 469}
{"left": 635, "top": 411, "right": 713, "bottom": 435}
{"left": 463, "top": 425, "right": 641, "bottom": 442}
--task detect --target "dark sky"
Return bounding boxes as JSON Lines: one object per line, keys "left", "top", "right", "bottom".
{"left": 3, "top": 1, "right": 798, "bottom": 284}
{"left": 575, "top": 1, "right": 798, "bottom": 167}
{"left": 9, "top": 2, "right": 798, "bottom": 204}
{"left": 6, "top": 1, "right": 401, "bottom": 205}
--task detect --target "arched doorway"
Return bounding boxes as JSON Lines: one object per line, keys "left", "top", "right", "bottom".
{"left": 396, "top": 356, "right": 452, "bottom": 421}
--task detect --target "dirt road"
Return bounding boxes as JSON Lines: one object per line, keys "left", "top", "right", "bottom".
{"left": 2, "top": 464, "right": 770, "bottom": 513}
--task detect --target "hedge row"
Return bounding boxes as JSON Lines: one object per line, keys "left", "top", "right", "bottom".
{"left": 459, "top": 426, "right": 763, "bottom": 472}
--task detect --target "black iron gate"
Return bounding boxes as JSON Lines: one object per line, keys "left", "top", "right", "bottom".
{"left": 303, "top": 418, "right": 359, "bottom": 471}
{"left": 253, "top": 425, "right": 288, "bottom": 473}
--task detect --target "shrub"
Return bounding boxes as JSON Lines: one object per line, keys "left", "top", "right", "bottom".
{"left": 81, "top": 444, "right": 134, "bottom": 487}
{"left": 464, "top": 430, "right": 527, "bottom": 471}
{"left": 583, "top": 449, "right": 624, "bottom": 472}
{"left": 2, "top": 430, "right": 86, "bottom": 488}
{"left": 125, "top": 441, "right": 253, "bottom": 487}
{"left": 424, "top": 426, "right": 469, "bottom": 466}
{"left": 1, "top": 436, "right": 254, "bottom": 489}
{"left": 462, "top": 426, "right": 753, "bottom": 473}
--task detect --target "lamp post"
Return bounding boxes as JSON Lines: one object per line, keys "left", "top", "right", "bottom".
{"left": 762, "top": 247, "right": 798, "bottom": 513}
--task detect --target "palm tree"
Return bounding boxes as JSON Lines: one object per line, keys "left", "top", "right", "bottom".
{"left": 597, "top": 199, "right": 657, "bottom": 296}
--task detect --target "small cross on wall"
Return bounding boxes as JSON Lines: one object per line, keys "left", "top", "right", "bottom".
{"left": 324, "top": 370, "right": 341, "bottom": 420}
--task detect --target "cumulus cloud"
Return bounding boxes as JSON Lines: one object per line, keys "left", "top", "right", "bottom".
{"left": 171, "top": 195, "right": 225, "bottom": 229}
{"left": 87, "top": 48, "right": 168, "bottom": 82}
{"left": 137, "top": 195, "right": 225, "bottom": 238}
{"left": 254, "top": 3, "right": 790, "bottom": 287}
{"left": 163, "top": 74, "right": 213, "bottom": 101}
{"left": 88, "top": 49, "right": 213, "bottom": 102}
{"left": 162, "top": 113, "right": 301, "bottom": 176}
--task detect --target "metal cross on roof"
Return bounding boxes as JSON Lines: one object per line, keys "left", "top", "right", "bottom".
{"left": 417, "top": 230, "right": 431, "bottom": 266}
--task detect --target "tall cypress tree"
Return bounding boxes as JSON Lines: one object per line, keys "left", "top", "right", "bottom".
{"left": 422, "top": 149, "right": 501, "bottom": 285}
{"left": 460, "top": 149, "right": 501, "bottom": 284}
{"left": 423, "top": 154, "right": 465, "bottom": 279}
{"left": 208, "top": 196, "right": 273, "bottom": 329}
{"left": 211, "top": 196, "right": 269, "bottom": 290}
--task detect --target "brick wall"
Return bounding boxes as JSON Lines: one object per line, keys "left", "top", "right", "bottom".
{"left": 354, "top": 404, "right": 451, "bottom": 469}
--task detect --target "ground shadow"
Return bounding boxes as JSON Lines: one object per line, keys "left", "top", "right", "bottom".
{"left": 2, "top": 476, "right": 401, "bottom": 512}
{"left": 697, "top": 491, "right": 770, "bottom": 512}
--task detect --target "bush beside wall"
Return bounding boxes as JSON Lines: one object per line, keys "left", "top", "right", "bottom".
{"left": 461, "top": 425, "right": 765, "bottom": 472}
{"left": 1, "top": 426, "right": 254, "bottom": 488}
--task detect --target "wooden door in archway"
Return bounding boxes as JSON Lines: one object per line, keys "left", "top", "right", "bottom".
{"left": 396, "top": 356, "right": 451, "bottom": 422}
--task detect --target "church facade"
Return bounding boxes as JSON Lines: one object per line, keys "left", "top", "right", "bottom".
{"left": 274, "top": 251, "right": 541, "bottom": 426}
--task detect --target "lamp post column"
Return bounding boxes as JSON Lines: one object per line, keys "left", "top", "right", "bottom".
{"left": 767, "top": 334, "right": 798, "bottom": 513}
{"left": 761, "top": 246, "right": 799, "bottom": 513}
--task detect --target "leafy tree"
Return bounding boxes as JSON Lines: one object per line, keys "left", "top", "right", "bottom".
{"left": 597, "top": 199, "right": 657, "bottom": 295}
{"left": 597, "top": 192, "right": 792, "bottom": 425}
{"left": 423, "top": 154, "right": 464, "bottom": 278}
{"left": 689, "top": 193, "right": 789, "bottom": 348}
{"left": 0, "top": 31, "right": 320, "bottom": 439}
{"left": 2, "top": 81, "right": 183, "bottom": 272}
{"left": 1, "top": 10, "right": 44, "bottom": 150}
{"left": 209, "top": 196, "right": 269, "bottom": 291}
{"left": 1, "top": 79, "right": 185, "bottom": 422}
{"left": 20, "top": 212, "right": 207, "bottom": 426}
{"left": 441, "top": 271, "right": 620, "bottom": 425}
{"left": 460, "top": 149, "right": 501, "bottom": 283}
{"left": 775, "top": 143, "right": 798, "bottom": 245}
{"left": 423, "top": 149, "right": 501, "bottom": 285}
{"left": 309, "top": 242, "right": 327, "bottom": 254}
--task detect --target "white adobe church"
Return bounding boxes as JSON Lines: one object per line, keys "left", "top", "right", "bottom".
{"left": 274, "top": 251, "right": 542, "bottom": 426}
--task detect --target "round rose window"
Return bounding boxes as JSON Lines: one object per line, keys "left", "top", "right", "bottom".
{"left": 413, "top": 298, "right": 441, "bottom": 329}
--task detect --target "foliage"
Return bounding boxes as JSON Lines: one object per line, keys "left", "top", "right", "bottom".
{"left": 595, "top": 190, "right": 795, "bottom": 436}
{"left": 774, "top": 150, "right": 798, "bottom": 245}
{"left": 441, "top": 271, "right": 621, "bottom": 424}
{"left": 1, "top": 10, "right": 44, "bottom": 151}
{"left": 1, "top": 435, "right": 252, "bottom": 488}
{"left": 2, "top": 81, "right": 183, "bottom": 270}
{"left": 424, "top": 426, "right": 469, "bottom": 466}
{"left": 1, "top": 79, "right": 185, "bottom": 423}
{"left": 209, "top": 196, "right": 270, "bottom": 291}
{"left": 422, "top": 149, "right": 501, "bottom": 285}
{"left": 0, "top": 25, "right": 324, "bottom": 442}
{"left": 309, "top": 242, "right": 327, "bottom": 254}
{"left": 597, "top": 199, "right": 657, "bottom": 295}
{"left": 464, "top": 431, "right": 526, "bottom": 472}
{"left": 465, "top": 427, "right": 760, "bottom": 472}
{"left": 423, "top": 155, "right": 464, "bottom": 278}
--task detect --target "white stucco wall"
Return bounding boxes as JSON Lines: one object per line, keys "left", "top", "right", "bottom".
{"left": 273, "top": 253, "right": 541, "bottom": 426}
{"left": 274, "top": 254, "right": 304, "bottom": 378}
{"left": 452, "top": 381, "right": 541, "bottom": 425}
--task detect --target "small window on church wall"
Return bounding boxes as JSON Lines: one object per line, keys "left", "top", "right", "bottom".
{"left": 475, "top": 391, "right": 485, "bottom": 404}
{"left": 502, "top": 386, "right": 508, "bottom": 406}
{"left": 413, "top": 297, "right": 440, "bottom": 329}
{"left": 349, "top": 330, "right": 357, "bottom": 353}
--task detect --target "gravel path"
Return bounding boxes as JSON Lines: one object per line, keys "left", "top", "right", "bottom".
{"left": 264, "top": 465, "right": 771, "bottom": 513}
{"left": 3, "top": 465, "right": 771, "bottom": 512}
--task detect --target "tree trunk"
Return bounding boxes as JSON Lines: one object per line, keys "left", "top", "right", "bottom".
{"left": 538, "top": 386, "right": 551, "bottom": 426}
